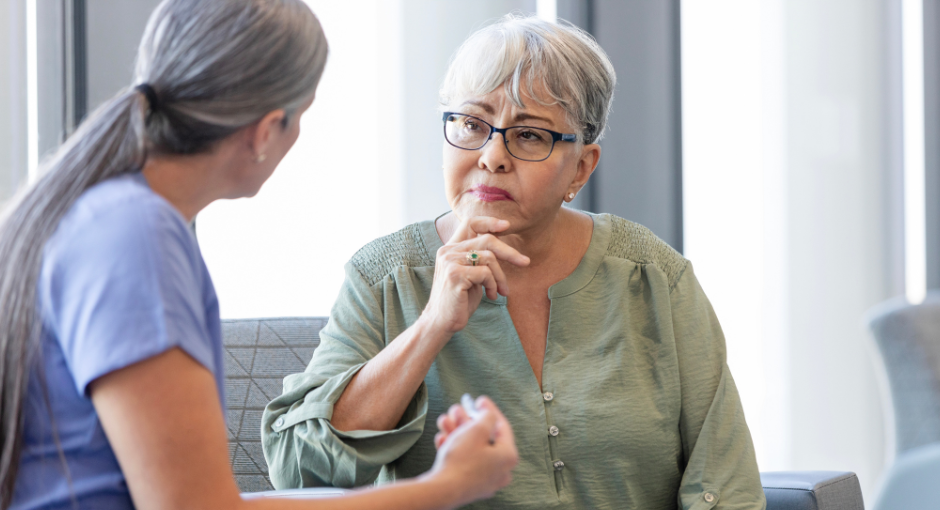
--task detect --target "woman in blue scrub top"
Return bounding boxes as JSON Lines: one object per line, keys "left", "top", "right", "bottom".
{"left": 0, "top": 1, "right": 517, "bottom": 509}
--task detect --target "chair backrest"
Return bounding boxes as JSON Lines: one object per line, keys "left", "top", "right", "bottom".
{"left": 867, "top": 292, "right": 940, "bottom": 455}
{"left": 222, "top": 317, "right": 329, "bottom": 492}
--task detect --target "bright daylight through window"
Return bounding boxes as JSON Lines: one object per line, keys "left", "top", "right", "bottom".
{"left": 197, "top": 0, "right": 404, "bottom": 319}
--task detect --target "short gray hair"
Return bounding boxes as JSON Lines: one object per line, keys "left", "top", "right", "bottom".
{"left": 440, "top": 14, "right": 616, "bottom": 144}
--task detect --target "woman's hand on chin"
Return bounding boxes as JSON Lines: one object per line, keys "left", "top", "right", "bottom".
{"left": 421, "top": 216, "right": 530, "bottom": 336}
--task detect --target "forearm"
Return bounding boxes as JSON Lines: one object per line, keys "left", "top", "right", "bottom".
{"left": 242, "top": 474, "right": 464, "bottom": 510}
{"left": 331, "top": 316, "right": 450, "bottom": 431}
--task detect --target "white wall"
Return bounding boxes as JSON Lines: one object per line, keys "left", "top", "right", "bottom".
{"left": 682, "top": 0, "right": 895, "bottom": 501}
{"left": 198, "top": 0, "right": 400, "bottom": 318}
{"left": 681, "top": 0, "right": 774, "bottom": 470}
{"left": 784, "top": 0, "right": 891, "bottom": 495}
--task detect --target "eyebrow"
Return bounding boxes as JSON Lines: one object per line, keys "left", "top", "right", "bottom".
{"left": 458, "top": 101, "right": 555, "bottom": 126}
{"left": 459, "top": 100, "right": 495, "bottom": 115}
{"left": 513, "top": 112, "right": 553, "bottom": 125}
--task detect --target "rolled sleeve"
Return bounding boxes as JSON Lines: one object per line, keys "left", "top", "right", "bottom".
{"left": 262, "top": 263, "right": 429, "bottom": 489}
{"left": 671, "top": 264, "right": 766, "bottom": 510}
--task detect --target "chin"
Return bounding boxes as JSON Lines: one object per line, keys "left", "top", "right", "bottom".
{"left": 226, "top": 185, "right": 262, "bottom": 200}
{"left": 456, "top": 203, "right": 513, "bottom": 222}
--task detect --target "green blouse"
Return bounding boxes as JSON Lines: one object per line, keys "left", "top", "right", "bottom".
{"left": 261, "top": 213, "right": 766, "bottom": 510}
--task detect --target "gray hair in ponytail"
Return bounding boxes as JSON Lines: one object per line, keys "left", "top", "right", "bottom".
{"left": 0, "top": 1, "right": 328, "bottom": 506}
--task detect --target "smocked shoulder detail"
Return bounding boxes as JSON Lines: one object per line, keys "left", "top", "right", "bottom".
{"left": 350, "top": 223, "right": 436, "bottom": 286}
{"left": 606, "top": 215, "right": 688, "bottom": 289}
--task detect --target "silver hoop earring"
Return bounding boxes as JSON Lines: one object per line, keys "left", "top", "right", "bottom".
{"left": 256, "top": 154, "right": 267, "bottom": 163}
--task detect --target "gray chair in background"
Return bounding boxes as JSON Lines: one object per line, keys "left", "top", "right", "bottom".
{"left": 223, "top": 317, "right": 864, "bottom": 508}
{"left": 867, "top": 292, "right": 940, "bottom": 509}
{"left": 223, "top": 317, "right": 328, "bottom": 492}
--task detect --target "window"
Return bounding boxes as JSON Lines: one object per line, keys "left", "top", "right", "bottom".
{"left": 198, "top": 0, "right": 406, "bottom": 318}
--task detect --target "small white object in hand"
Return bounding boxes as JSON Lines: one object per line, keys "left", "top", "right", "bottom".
{"left": 460, "top": 393, "right": 481, "bottom": 419}
{"left": 460, "top": 393, "right": 496, "bottom": 445}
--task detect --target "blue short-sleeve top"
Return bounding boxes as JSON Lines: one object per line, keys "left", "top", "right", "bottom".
{"left": 11, "top": 173, "right": 223, "bottom": 510}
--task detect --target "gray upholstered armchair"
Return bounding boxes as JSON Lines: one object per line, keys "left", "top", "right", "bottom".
{"left": 224, "top": 318, "right": 864, "bottom": 509}
{"left": 867, "top": 292, "right": 940, "bottom": 509}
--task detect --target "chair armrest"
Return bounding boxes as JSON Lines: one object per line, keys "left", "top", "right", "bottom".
{"left": 242, "top": 473, "right": 866, "bottom": 507}
{"left": 761, "top": 471, "right": 864, "bottom": 510}
{"left": 242, "top": 488, "right": 351, "bottom": 500}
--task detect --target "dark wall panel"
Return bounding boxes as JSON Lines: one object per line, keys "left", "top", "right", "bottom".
{"left": 924, "top": 0, "right": 940, "bottom": 289}
{"left": 591, "top": 0, "right": 683, "bottom": 251}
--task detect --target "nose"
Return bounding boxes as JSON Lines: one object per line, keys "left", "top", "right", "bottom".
{"left": 478, "top": 131, "right": 513, "bottom": 173}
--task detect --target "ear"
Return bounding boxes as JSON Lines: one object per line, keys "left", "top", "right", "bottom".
{"left": 248, "top": 109, "right": 287, "bottom": 160}
{"left": 569, "top": 143, "right": 601, "bottom": 194}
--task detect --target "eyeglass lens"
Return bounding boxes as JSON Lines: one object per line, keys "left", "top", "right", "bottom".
{"left": 444, "top": 114, "right": 554, "bottom": 161}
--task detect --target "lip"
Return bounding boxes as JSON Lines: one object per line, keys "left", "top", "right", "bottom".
{"left": 470, "top": 184, "right": 514, "bottom": 202}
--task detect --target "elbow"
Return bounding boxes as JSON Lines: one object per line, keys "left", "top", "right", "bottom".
{"left": 262, "top": 428, "right": 303, "bottom": 490}
{"left": 268, "top": 462, "right": 301, "bottom": 490}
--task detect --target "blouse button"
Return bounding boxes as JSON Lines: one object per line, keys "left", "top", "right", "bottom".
{"left": 274, "top": 417, "right": 285, "bottom": 429}
{"left": 553, "top": 460, "right": 565, "bottom": 471}
{"left": 548, "top": 425, "right": 560, "bottom": 437}
{"left": 543, "top": 392, "right": 554, "bottom": 402}
{"left": 704, "top": 493, "right": 716, "bottom": 503}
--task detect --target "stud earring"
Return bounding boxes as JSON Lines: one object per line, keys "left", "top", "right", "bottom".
{"left": 256, "top": 153, "right": 267, "bottom": 163}
{"left": 568, "top": 192, "right": 575, "bottom": 200}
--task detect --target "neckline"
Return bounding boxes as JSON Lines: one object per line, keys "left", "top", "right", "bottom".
{"left": 417, "top": 211, "right": 612, "bottom": 303}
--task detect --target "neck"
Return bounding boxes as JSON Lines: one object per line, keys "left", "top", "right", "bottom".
{"left": 499, "top": 211, "right": 568, "bottom": 267}
{"left": 141, "top": 150, "right": 231, "bottom": 222}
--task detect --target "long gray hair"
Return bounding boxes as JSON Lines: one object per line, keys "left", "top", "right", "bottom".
{"left": 0, "top": 0, "right": 328, "bottom": 506}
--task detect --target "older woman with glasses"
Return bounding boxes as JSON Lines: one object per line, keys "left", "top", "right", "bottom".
{"left": 263, "top": 14, "right": 765, "bottom": 510}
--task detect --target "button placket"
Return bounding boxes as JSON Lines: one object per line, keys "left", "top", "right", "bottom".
{"left": 542, "top": 389, "right": 565, "bottom": 484}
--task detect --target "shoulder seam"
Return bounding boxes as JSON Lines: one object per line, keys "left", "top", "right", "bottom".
{"left": 349, "top": 223, "right": 436, "bottom": 286}
{"left": 669, "top": 259, "right": 690, "bottom": 292}
{"left": 604, "top": 215, "right": 688, "bottom": 290}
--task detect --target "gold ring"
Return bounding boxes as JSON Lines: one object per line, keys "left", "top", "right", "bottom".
{"left": 466, "top": 250, "right": 480, "bottom": 266}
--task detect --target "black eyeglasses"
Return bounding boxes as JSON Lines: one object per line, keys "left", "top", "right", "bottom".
{"left": 442, "top": 112, "right": 577, "bottom": 162}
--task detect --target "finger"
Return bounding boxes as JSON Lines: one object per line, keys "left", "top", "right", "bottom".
{"left": 437, "top": 410, "right": 495, "bottom": 453}
{"left": 456, "top": 406, "right": 499, "bottom": 444}
{"left": 456, "top": 407, "right": 472, "bottom": 426}
{"left": 446, "top": 262, "right": 499, "bottom": 298}
{"left": 449, "top": 403, "right": 471, "bottom": 427}
{"left": 460, "top": 266, "right": 499, "bottom": 301}
{"left": 437, "top": 411, "right": 456, "bottom": 434}
{"left": 457, "top": 235, "right": 530, "bottom": 267}
{"left": 448, "top": 216, "right": 510, "bottom": 244}
{"left": 460, "top": 250, "right": 510, "bottom": 296}
{"left": 475, "top": 396, "right": 516, "bottom": 447}
{"left": 434, "top": 431, "right": 447, "bottom": 449}
{"left": 446, "top": 403, "right": 468, "bottom": 430}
